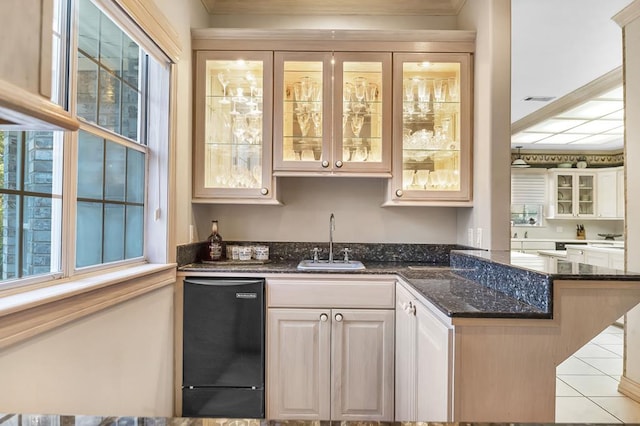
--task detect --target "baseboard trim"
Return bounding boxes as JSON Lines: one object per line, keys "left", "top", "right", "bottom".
{"left": 618, "top": 375, "right": 640, "bottom": 403}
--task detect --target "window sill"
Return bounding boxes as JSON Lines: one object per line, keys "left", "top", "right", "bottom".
{"left": 0, "top": 263, "right": 176, "bottom": 349}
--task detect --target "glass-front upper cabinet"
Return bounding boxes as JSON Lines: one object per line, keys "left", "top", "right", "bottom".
{"left": 387, "top": 53, "right": 472, "bottom": 204}
{"left": 193, "top": 51, "right": 277, "bottom": 203}
{"left": 552, "top": 171, "right": 595, "bottom": 218}
{"left": 273, "top": 52, "right": 391, "bottom": 175}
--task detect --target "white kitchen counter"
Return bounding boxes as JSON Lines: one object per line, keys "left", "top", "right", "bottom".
{"left": 537, "top": 249, "right": 567, "bottom": 258}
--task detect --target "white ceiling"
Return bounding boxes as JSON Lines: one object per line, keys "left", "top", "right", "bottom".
{"left": 511, "top": 0, "right": 632, "bottom": 151}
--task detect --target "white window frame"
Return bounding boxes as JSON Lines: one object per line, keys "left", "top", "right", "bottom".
{"left": 0, "top": 0, "right": 178, "bottom": 349}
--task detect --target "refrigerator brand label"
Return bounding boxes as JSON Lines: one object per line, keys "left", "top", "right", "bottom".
{"left": 236, "top": 292, "right": 257, "bottom": 299}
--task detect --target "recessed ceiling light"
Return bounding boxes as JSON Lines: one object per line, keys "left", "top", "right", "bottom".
{"left": 527, "top": 119, "right": 586, "bottom": 133}
{"left": 533, "top": 133, "right": 586, "bottom": 144}
{"left": 511, "top": 132, "right": 552, "bottom": 143}
{"left": 597, "top": 87, "right": 624, "bottom": 100}
{"left": 558, "top": 100, "right": 624, "bottom": 119}
{"left": 569, "top": 134, "right": 622, "bottom": 145}
{"left": 565, "top": 119, "right": 623, "bottom": 134}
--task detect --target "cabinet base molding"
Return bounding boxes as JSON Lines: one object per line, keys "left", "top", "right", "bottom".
{"left": 619, "top": 375, "right": 640, "bottom": 404}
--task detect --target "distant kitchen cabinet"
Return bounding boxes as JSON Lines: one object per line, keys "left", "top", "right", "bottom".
{"left": 386, "top": 52, "right": 472, "bottom": 205}
{"left": 273, "top": 52, "right": 392, "bottom": 175}
{"left": 0, "top": 0, "right": 78, "bottom": 130}
{"left": 596, "top": 166, "right": 624, "bottom": 219}
{"left": 550, "top": 170, "right": 596, "bottom": 219}
{"left": 192, "top": 51, "right": 278, "bottom": 203}
{"left": 395, "top": 281, "right": 452, "bottom": 421}
{"left": 266, "top": 276, "right": 395, "bottom": 421}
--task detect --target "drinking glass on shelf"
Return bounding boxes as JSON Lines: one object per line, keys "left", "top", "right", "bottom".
{"left": 217, "top": 72, "right": 230, "bottom": 104}
{"left": 350, "top": 114, "right": 364, "bottom": 138}
{"left": 231, "top": 114, "right": 247, "bottom": 143}
{"left": 433, "top": 79, "right": 444, "bottom": 102}
{"left": 246, "top": 114, "right": 262, "bottom": 144}
{"left": 296, "top": 111, "right": 311, "bottom": 137}
{"left": 353, "top": 77, "right": 367, "bottom": 103}
{"left": 447, "top": 77, "right": 458, "bottom": 102}
{"left": 311, "top": 111, "right": 322, "bottom": 136}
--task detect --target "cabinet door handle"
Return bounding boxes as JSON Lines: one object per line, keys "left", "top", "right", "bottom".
{"left": 260, "top": 187, "right": 269, "bottom": 195}
{"left": 405, "top": 301, "right": 416, "bottom": 316}
{"left": 320, "top": 313, "right": 328, "bottom": 322}
{"left": 321, "top": 160, "right": 329, "bottom": 168}
{"left": 335, "top": 160, "right": 343, "bottom": 168}
{"left": 334, "top": 313, "right": 343, "bottom": 322}
{"left": 396, "top": 189, "right": 403, "bottom": 197}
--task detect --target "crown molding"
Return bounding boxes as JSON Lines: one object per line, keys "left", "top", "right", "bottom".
{"left": 510, "top": 151, "right": 624, "bottom": 168}
{"left": 613, "top": 0, "right": 640, "bottom": 28}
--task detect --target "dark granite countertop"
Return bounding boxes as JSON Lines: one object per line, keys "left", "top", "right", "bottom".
{"left": 3, "top": 413, "right": 630, "bottom": 426}
{"left": 177, "top": 244, "right": 640, "bottom": 321}
{"left": 178, "top": 259, "right": 548, "bottom": 319}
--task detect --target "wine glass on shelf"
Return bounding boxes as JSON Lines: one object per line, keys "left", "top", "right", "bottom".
{"left": 353, "top": 77, "right": 367, "bottom": 109}
{"left": 350, "top": 114, "right": 364, "bottom": 139}
{"left": 296, "top": 111, "right": 311, "bottom": 137}
{"left": 217, "top": 71, "right": 230, "bottom": 104}
{"left": 311, "top": 110, "right": 322, "bottom": 137}
{"left": 231, "top": 114, "right": 247, "bottom": 144}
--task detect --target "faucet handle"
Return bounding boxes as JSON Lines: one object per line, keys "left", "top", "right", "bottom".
{"left": 312, "top": 247, "right": 320, "bottom": 262}
{"left": 342, "top": 248, "right": 352, "bottom": 262}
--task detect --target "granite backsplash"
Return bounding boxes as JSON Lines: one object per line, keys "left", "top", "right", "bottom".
{"left": 176, "top": 241, "right": 474, "bottom": 267}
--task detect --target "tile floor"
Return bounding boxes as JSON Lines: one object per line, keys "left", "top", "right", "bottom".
{"left": 556, "top": 324, "right": 640, "bottom": 422}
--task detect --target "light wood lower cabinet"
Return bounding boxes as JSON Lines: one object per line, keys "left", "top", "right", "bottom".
{"left": 395, "top": 281, "right": 452, "bottom": 421}
{"left": 266, "top": 276, "right": 395, "bottom": 421}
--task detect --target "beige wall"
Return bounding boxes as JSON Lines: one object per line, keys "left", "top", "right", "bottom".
{"left": 192, "top": 178, "right": 458, "bottom": 243}
{"left": 618, "top": 3, "right": 640, "bottom": 401}
{"left": 0, "top": 286, "right": 174, "bottom": 416}
{"left": 457, "top": 0, "right": 512, "bottom": 250}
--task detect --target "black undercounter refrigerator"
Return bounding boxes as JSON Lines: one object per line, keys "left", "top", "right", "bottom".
{"left": 182, "top": 277, "right": 265, "bottom": 418}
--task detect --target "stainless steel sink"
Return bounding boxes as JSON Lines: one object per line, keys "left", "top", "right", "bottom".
{"left": 297, "top": 260, "right": 366, "bottom": 271}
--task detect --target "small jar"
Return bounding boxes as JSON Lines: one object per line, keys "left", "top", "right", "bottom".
{"left": 238, "top": 246, "right": 252, "bottom": 261}
{"left": 254, "top": 245, "right": 269, "bottom": 261}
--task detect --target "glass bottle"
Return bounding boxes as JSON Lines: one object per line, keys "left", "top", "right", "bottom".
{"left": 207, "top": 220, "right": 224, "bottom": 261}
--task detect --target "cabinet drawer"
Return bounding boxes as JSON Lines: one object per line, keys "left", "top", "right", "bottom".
{"left": 267, "top": 276, "right": 395, "bottom": 308}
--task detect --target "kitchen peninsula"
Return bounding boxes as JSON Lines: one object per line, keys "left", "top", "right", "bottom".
{"left": 176, "top": 244, "right": 640, "bottom": 422}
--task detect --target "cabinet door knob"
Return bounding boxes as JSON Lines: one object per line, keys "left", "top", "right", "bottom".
{"left": 334, "top": 313, "right": 343, "bottom": 322}
{"left": 321, "top": 160, "right": 330, "bottom": 168}
{"left": 260, "top": 187, "right": 269, "bottom": 195}
{"left": 395, "top": 189, "right": 403, "bottom": 197}
{"left": 335, "top": 160, "right": 343, "bottom": 168}
{"left": 320, "top": 313, "right": 328, "bottom": 322}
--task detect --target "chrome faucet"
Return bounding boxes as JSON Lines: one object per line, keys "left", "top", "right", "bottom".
{"left": 329, "top": 213, "right": 335, "bottom": 263}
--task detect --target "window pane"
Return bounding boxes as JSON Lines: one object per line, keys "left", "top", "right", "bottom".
{"left": 99, "top": 13, "right": 122, "bottom": 75}
{"left": 1, "top": 193, "right": 19, "bottom": 280}
{"left": 0, "top": 131, "right": 21, "bottom": 190}
{"left": 77, "top": 131, "right": 104, "bottom": 199}
{"left": 98, "top": 69, "right": 121, "bottom": 133}
{"left": 77, "top": 52, "right": 99, "bottom": 122}
{"left": 22, "top": 196, "right": 57, "bottom": 276}
{"left": 126, "top": 149, "right": 145, "bottom": 203}
{"left": 105, "top": 141, "right": 126, "bottom": 201}
{"left": 24, "top": 132, "right": 56, "bottom": 194}
{"left": 78, "top": 0, "right": 100, "bottom": 59}
{"left": 104, "top": 203, "right": 125, "bottom": 262}
{"left": 125, "top": 205, "right": 143, "bottom": 259}
{"left": 121, "top": 84, "right": 139, "bottom": 141}
{"left": 122, "top": 34, "right": 139, "bottom": 87}
{"left": 76, "top": 201, "right": 103, "bottom": 268}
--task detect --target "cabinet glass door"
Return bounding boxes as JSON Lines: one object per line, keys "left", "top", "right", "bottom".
{"left": 390, "top": 53, "right": 472, "bottom": 203}
{"left": 334, "top": 52, "right": 391, "bottom": 173}
{"left": 274, "top": 52, "right": 332, "bottom": 172}
{"left": 193, "top": 51, "right": 274, "bottom": 202}
{"left": 577, "top": 174, "right": 595, "bottom": 216}
{"left": 555, "top": 173, "right": 574, "bottom": 216}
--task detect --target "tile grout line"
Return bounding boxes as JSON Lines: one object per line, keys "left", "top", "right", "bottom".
{"left": 587, "top": 396, "right": 625, "bottom": 423}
